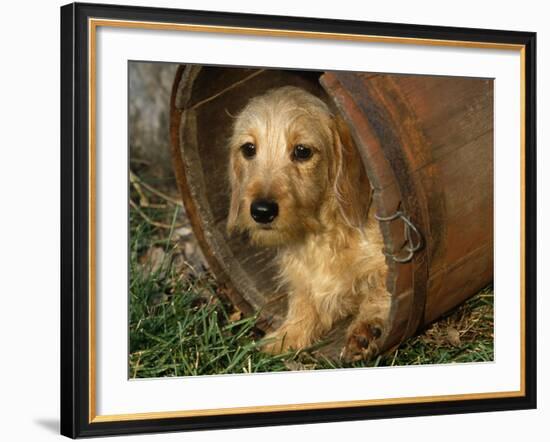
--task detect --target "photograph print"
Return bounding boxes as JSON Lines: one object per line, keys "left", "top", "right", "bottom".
{"left": 128, "top": 62, "right": 494, "bottom": 378}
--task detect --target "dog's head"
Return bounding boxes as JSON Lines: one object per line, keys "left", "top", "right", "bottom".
{"left": 227, "top": 86, "right": 371, "bottom": 246}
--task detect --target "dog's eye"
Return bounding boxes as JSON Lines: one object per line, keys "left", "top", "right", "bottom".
{"left": 240, "top": 142, "right": 256, "bottom": 159}
{"left": 292, "top": 144, "right": 313, "bottom": 161}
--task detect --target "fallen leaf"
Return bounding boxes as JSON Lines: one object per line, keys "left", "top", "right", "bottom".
{"left": 140, "top": 246, "right": 166, "bottom": 276}
{"left": 284, "top": 361, "right": 309, "bottom": 371}
{"left": 446, "top": 327, "right": 461, "bottom": 347}
{"left": 151, "top": 292, "right": 169, "bottom": 306}
{"left": 228, "top": 310, "right": 243, "bottom": 322}
{"left": 172, "top": 226, "right": 192, "bottom": 241}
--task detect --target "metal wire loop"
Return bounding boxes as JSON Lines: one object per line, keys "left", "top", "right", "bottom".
{"left": 375, "top": 210, "right": 424, "bottom": 263}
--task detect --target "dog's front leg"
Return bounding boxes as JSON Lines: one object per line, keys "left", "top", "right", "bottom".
{"left": 342, "top": 287, "right": 391, "bottom": 362}
{"left": 261, "top": 291, "right": 326, "bottom": 354}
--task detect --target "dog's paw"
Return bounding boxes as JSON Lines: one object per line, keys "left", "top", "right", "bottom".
{"left": 342, "top": 320, "right": 385, "bottom": 362}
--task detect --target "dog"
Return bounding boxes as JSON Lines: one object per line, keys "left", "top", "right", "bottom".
{"left": 226, "top": 86, "right": 391, "bottom": 361}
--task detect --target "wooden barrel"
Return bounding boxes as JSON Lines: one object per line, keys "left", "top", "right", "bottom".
{"left": 170, "top": 65, "right": 493, "bottom": 355}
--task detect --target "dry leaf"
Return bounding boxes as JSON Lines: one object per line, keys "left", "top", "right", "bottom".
{"left": 446, "top": 327, "right": 461, "bottom": 347}
{"left": 140, "top": 246, "right": 166, "bottom": 276}
{"left": 284, "top": 361, "right": 308, "bottom": 371}
{"left": 172, "top": 226, "right": 192, "bottom": 241}
{"left": 151, "top": 292, "right": 169, "bottom": 306}
{"left": 228, "top": 310, "right": 243, "bottom": 322}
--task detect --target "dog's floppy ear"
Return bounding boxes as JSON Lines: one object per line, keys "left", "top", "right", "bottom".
{"left": 329, "top": 115, "right": 372, "bottom": 228}
{"left": 226, "top": 154, "right": 242, "bottom": 234}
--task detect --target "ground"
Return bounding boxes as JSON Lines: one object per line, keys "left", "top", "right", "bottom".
{"left": 128, "top": 170, "right": 494, "bottom": 378}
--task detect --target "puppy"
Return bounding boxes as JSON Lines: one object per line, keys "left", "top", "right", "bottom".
{"left": 227, "top": 86, "right": 391, "bottom": 361}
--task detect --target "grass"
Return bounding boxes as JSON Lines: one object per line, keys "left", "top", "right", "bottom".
{"left": 128, "top": 175, "right": 494, "bottom": 378}
{"left": 129, "top": 204, "right": 295, "bottom": 377}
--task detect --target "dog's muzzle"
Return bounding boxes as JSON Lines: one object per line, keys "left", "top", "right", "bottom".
{"left": 250, "top": 199, "right": 279, "bottom": 224}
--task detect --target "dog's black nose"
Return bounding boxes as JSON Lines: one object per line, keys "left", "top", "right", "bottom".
{"left": 250, "top": 199, "right": 279, "bottom": 224}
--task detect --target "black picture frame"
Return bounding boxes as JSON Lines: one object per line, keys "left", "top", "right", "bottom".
{"left": 60, "top": 2, "right": 537, "bottom": 438}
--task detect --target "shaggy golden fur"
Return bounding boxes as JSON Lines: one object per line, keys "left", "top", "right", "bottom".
{"left": 227, "top": 86, "right": 391, "bottom": 361}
